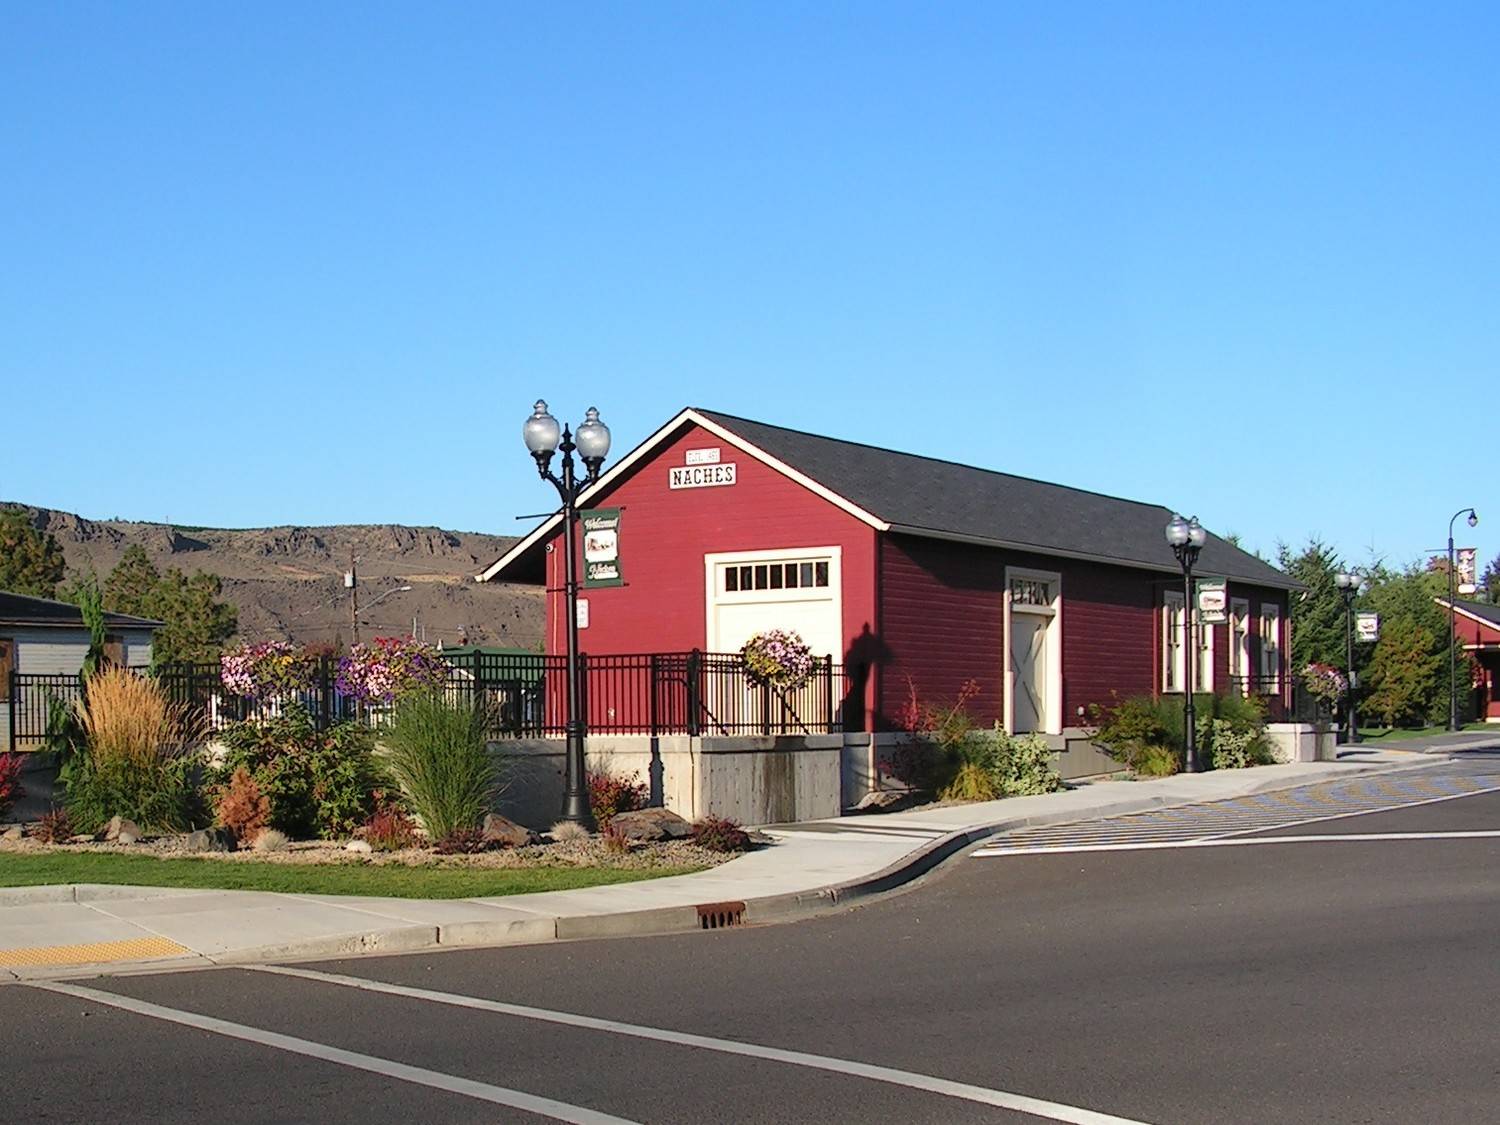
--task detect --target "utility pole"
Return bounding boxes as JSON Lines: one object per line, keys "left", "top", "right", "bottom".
{"left": 347, "top": 548, "right": 359, "bottom": 646}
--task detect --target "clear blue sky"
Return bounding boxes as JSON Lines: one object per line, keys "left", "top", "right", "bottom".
{"left": 4, "top": 3, "right": 1495, "bottom": 573}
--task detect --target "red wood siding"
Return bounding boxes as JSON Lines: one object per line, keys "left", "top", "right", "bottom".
{"left": 878, "top": 535, "right": 1160, "bottom": 729}
{"left": 539, "top": 422, "right": 878, "bottom": 719}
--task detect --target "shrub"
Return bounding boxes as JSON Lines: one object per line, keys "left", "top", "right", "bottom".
{"left": 363, "top": 803, "right": 420, "bottom": 851}
{"left": 433, "top": 827, "right": 487, "bottom": 855}
{"left": 587, "top": 769, "right": 648, "bottom": 826}
{"left": 66, "top": 667, "right": 204, "bottom": 834}
{"left": 550, "top": 820, "right": 590, "bottom": 842}
{"left": 382, "top": 691, "right": 498, "bottom": 840}
{"left": 34, "top": 806, "right": 72, "bottom": 843}
{"left": 691, "top": 815, "right": 751, "bottom": 853}
{"left": 887, "top": 677, "right": 984, "bottom": 792}
{"left": 215, "top": 766, "right": 270, "bottom": 844}
{"left": 216, "top": 706, "right": 383, "bottom": 839}
{"left": 1133, "top": 744, "right": 1181, "bottom": 777}
{"left": 600, "top": 821, "right": 631, "bottom": 855}
{"left": 0, "top": 752, "right": 24, "bottom": 817}
{"left": 1089, "top": 692, "right": 1270, "bottom": 774}
{"left": 251, "top": 828, "right": 289, "bottom": 853}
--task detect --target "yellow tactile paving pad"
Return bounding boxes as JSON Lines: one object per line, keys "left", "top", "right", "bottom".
{"left": 0, "top": 936, "right": 190, "bottom": 967}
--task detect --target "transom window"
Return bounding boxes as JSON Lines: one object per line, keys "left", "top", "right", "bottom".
{"left": 1010, "top": 577, "right": 1053, "bottom": 607}
{"left": 723, "top": 560, "right": 830, "bottom": 593}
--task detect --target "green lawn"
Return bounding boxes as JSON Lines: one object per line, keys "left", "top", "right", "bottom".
{"left": 0, "top": 853, "right": 704, "bottom": 899}
{"left": 1353, "top": 723, "right": 1492, "bottom": 745}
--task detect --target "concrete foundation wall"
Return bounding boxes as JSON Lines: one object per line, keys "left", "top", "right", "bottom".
{"left": 1266, "top": 722, "right": 1332, "bottom": 764}
{"left": 488, "top": 733, "right": 844, "bottom": 829}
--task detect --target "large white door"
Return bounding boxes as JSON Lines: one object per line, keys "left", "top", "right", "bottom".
{"left": 1006, "top": 568, "right": 1061, "bottom": 735}
{"left": 704, "top": 549, "right": 843, "bottom": 734}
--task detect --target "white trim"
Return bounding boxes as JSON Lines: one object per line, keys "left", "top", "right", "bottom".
{"left": 1435, "top": 598, "right": 1500, "bottom": 636}
{"left": 1229, "top": 597, "right": 1251, "bottom": 694}
{"left": 1003, "top": 566, "right": 1063, "bottom": 736}
{"left": 1197, "top": 600, "right": 1215, "bottom": 694}
{"left": 478, "top": 409, "right": 888, "bottom": 583}
{"left": 1162, "top": 591, "right": 1186, "bottom": 694}
{"left": 1259, "top": 602, "right": 1282, "bottom": 693}
{"left": 703, "top": 546, "right": 844, "bottom": 657}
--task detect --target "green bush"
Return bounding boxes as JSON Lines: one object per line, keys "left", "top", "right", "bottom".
{"left": 216, "top": 706, "right": 382, "bottom": 839}
{"left": 381, "top": 691, "right": 498, "bottom": 840}
{"left": 1090, "top": 692, "right": 1271, "bottom": 773}
{"left": 936, "top": 727, "right": 1063, "bottom": 802}
{"left": 66, "top": 753, "right": 201, "bottom": 835}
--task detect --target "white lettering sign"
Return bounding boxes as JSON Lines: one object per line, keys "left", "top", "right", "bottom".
{"left": 576, "top": 598, "right": 590, "bottom": 629}
{"left": 669, "top": 463, "right": 738, "bottom": 489}
{"left": 1356, "top": 612, "right": 1379, "bottom": 643}
{"left": 684, "top": 447, "right": 721, "bottom": 465}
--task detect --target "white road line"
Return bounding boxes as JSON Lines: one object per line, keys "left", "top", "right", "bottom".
{"left": 251, "top": 964, "right": 1153, "bottom": 1125}
{"left": 29, "top": 981, "right": 639, "bottom": 1125}
{"left": 985, "top": 781, "right": 1500, "bottom": 855}
{"left": 972, "top": 830, "right": 1500, "bottom": 857}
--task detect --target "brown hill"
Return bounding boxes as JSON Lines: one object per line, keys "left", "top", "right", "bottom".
{"left": 3, "top": 503, "right": 542, "bottom": 651}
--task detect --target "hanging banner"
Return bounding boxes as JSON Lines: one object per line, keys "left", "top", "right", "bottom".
{"left": 1356, "top": 612, "right": 1380, "bottom": 643}
{"left": 582, "top": 508, "right": 623, "bottom": 588}
{"left": 1457, "top": 547, "right": 1477, "bottom": 595}
{"left": 1196, "top": 578, "right": 1228, "bottom": 625}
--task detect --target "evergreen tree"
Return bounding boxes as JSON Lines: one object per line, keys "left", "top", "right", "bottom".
{"left": 146, "top": 568, "right": 238, "bottom": 664}
{"left": 103, "top": 545, "right": 161, "bottom": 616}
{"left": 1481, "top": 553, "right": 1500, "bottom": 605}
{"left": 0, "top": 507, "right": 66, "bottom": 598}
{"left": 1278, "top": 538, "right": 1350, "bottom": 674}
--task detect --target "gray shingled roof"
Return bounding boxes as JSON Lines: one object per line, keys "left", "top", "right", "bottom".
{"left": 697, "top": 409, "right": 1296, "bottom": 589}
{"left": 0, "top": 590, "right": 164, "bottom": 629}
{"left": 1453, "top": 599, "right": 1500, "bottom": 628}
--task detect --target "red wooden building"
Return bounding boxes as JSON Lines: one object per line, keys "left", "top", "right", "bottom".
{"left": 480, "top": 408, "right": 1297, "bottom": 738}
{"left": 1437, "top": 598, "right": 1500, "bottom": 722}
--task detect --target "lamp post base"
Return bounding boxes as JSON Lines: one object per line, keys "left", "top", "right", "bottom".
{"left": 559, "top": 721, "right": 597, "bottom": 831}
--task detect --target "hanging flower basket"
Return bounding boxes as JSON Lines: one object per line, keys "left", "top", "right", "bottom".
{"left": 1300, "top": 662, "right": 1347, "bottom": 712}
{"left": 741, "top": 629, "right": 816, "bottom": 691}
{"left": 336, "top": 636, "right": 449, "bottom": 703}
{"left": 219, "top": 641, "right": 318, "bottom": 701}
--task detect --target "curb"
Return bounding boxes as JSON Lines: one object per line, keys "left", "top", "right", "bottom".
{"left": 0, "top": 754, "right": 1452, "bottom": 977}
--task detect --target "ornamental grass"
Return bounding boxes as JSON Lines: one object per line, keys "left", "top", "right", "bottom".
{"left": 382, "top": 690, "right": 499, "bottom": 840}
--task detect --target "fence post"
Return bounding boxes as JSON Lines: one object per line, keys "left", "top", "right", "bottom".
{"left": 318, "top": 655, "right": 333, "bottom": 730}
{"left": 6, "top": 667, "right": 13, "bottom": 753}
{"left": 687, "top": 649, "right": 702, "bottom": 737}
{"left": 648, "top": 653, "right": 660, "bottom": 737}
{"left": 825, "top": 656, "right": 836, "bottom": 733}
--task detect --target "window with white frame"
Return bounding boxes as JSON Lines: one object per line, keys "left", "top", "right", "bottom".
{"left": 1162, "top": 591, "right": 1185, "bottom": 693}
{"left": 1196, "top": 604, "right": 1214, "bottom": 693}
{"left": 1229, "top": 598, "right": 1251, "bottom": 693}
{"left": 1259, "top": 603, "right": 1282, "bottom": 692}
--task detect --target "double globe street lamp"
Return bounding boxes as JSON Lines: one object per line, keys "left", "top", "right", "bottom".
{"left": 523, "top": 400, "right": 612, "bottom": 828}
{"left": 1165, "top": 514, "right": 1207, "bottom": 773}
{"left": 1334, "top": 571, "right": 1363, "bottom": 744}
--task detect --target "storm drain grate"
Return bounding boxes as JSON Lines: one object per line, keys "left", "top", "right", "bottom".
{"left": 696, "top": 901, "right": 746, "bottom": 929}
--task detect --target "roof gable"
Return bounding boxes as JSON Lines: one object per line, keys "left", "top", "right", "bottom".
{"left": 479, "top": 407, "right": 1296, "bottom": 590}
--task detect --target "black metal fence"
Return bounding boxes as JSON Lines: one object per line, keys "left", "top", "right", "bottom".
{"left": 7, "top": 651, "right": 852, "bottom": 749}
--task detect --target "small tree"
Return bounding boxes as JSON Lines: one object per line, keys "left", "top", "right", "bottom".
{"left": 0, "top": 507, "right": 66, "bottom": 598}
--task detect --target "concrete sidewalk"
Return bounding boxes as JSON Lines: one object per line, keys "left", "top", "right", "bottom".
{"left": 0, "top": 745, "right": 1476, "bottom": 981}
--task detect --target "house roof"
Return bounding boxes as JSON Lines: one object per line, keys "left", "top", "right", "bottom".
{"left": 479, "top": 407, "right": 1297, "bottom": 589}
{"left": 1437, "top": 597, "right": 1500, "bottom": 633}
{"left": 0, "top": 590, "right": 164, "bottom": 631}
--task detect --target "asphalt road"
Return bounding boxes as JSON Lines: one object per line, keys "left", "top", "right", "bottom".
{"left": 7, "top": 753, "right": 1499, "bottom": 1125}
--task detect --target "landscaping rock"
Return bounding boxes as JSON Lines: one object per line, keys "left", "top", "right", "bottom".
{"left": 69, "top": 834, "right": 95, "bottom": 844}
{"left": 104, "top": 815, "right": 142, "bottom": 842}
{"left": 179, "top": 827, "right": 236, "bottom": 853}
{"left": 481, "top": 813, "right": 538, "bottom": 848}
{"left": 609, "top": 807, "right": 692, "bottom": 842}
{"left": 852, "top": 790, "right": 908, "bottom": 813}
{"left": 2, "top": 825, "right": 23, "bottom": 841}
{"left": 116, "top": 826, "right": 141, "bottom": 846}
{"left": 345, "top": 839, "right": 373, "bottom": 854}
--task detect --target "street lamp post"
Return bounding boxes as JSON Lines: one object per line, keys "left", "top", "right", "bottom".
{"left": 1447, "top": 507, "right": 1478, "bottom": 731}
{"left": 1165, "top": 514, "right": 1207, "bottom": 773}
{"left": 523, "top": 400, "right": 611, "bottom": 828}
{"left": 1334, "top": 571, "right": 1362, "bottom": 744}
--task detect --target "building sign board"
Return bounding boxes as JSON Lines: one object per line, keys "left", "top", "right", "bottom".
{"left": 1196, "top": 579, "right": 1228, "bottom": 624}
{"left": 684, "top": 447, "right": 721, "bottom": 465}
{"left": 669, "top": 463, "right": 738, "bottom": 489}
{"left": 1356, "top": 612, "right": 1380, "bottom": 643}
{"left": 576, "top": 598, "right": 589, "bottom": 628}
{"left": 1457, "top": 547, "right": 1477, "bottom": 595}
{"left": 582, "top": 508, "right": 623, "bottom": 588}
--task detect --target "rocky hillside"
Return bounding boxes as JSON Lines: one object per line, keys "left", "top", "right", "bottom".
{"left": 4, "top": 503, "right": 542, "bottom": 650}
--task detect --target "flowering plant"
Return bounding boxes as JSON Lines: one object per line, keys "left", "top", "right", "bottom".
{"left": 1301, "top": 662, "right": 1347, "bottom": 706}
{"left": 336, "top": 636, "right": 449, "bottom": 703}
{"left": 740, "top": 628, "right": 816, "bottom": 690}
{"left": 220, "top": 641, "right": 318, "bottom": 700}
